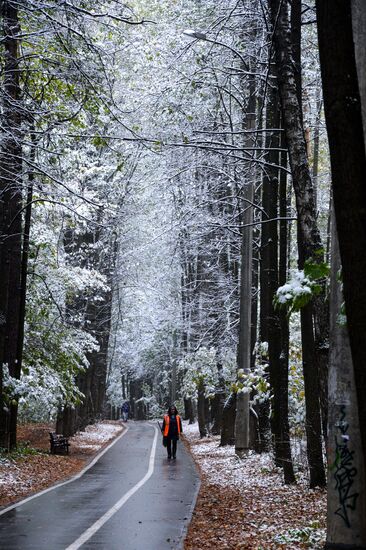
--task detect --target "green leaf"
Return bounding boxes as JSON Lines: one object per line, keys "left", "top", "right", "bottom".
{"left": 92, "top": 135, "right": 108, "bottom": 148}
{"left": 303, "top": 259, "right": 330, "bottom": 280}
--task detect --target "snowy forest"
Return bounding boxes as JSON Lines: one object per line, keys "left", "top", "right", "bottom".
{"left": 1, "top": 0, "right": 366, "bottom": 548}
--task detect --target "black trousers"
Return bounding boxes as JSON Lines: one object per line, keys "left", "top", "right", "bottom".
{"left": 166, "top": 438, "right": 177, "bottom": 457}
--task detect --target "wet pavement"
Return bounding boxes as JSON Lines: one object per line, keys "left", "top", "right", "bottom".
{"left": 0, "top": 422, "right": 200, "bottom": 550}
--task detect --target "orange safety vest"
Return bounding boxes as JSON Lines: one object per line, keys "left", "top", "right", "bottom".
{"left": 163, "top": 414, "right": 181, "bottom": 437}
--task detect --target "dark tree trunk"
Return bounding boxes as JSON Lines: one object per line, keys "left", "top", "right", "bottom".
{"left": 249, "top": 407, "right": 261, "bottom": 453}
{"left": 211, "top": 361, "right": 226, "bottom": 435}
{"left": 235, "top": 76, "right": 256, "bottom": 454}
{"left": 184, "top": 397, "right": 195, "bottom": 424}
{"left": 278, "top": 136, "right": 296, "bottom": 484}
{"left": 56, "top": 406, "right": 76, "bottom": 438}
{"left": 316, "top": 0, "right": 366, "bottom": 487}
{"left": 260, "top": 82, "right": 281, "bottom": 459}
{"left": 10, "top": 138, "right": 36, "bottom": 446}
{"left": 220, "top": 392, "right": 236, "bottom": 446}
{"left": 314, "top": 298, "right": 329, "bottom": 448}
{"left": 312, "top": 89, "right": 322, "bottom": 212}
{"left": 122, "top": 375, "right": 126, "bottom": 400}
{"left": 300, "top": 304, "right": 325, "bottom": 486}
{"left": 325, "top": 213, "right": 366, "bottom": 547}
{"left": 269, "top": 0, "right": 326, "bottom": 488}
{"left": 259, "top": 80, "right": 295, "bottom": 483}
{"left": 197, "top": 384, "right": 207, "bottom": 438}
{"left": 251, "top": 182, "right": 260, "bottom": 372}
{"left": 130, "top": 379, "right": 144, "bottom": 420}
{"left": 211, "top": 392, "right": 225, "bottom": 435}
{"left": 290, "top": 0, "right": 303, "bottom": 121}
{"left": 16, "top": 133, "right": 35, "bottom": 403}
{"left": 255, "top": 402, "right": 271, "bottom": 453}
{"left": 204, "top": 397, "right": 210, "bottom": 431}
{"left": 0, "top": 1, "right": 23, "bottom": 450}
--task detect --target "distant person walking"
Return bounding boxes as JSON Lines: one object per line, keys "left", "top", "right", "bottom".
{"left": 162, "top": 405, "right": 183, "bottom": 459}
{"left": 121, "top": 401, "right": 130, "bottom": 422}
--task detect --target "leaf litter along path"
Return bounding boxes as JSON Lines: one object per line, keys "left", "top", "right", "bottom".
{"left": 0, "top": 421, "right": 123, "bottom": 509}
{"left": 183, "top": 423, "right": 326, "bottom": 550}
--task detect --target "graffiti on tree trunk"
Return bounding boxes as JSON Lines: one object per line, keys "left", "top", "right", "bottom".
{"left": 333, "top": 405, "right": 359, "bottom": 527}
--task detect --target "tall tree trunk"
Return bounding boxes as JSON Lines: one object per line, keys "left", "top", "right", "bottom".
{"left": 316, "top": 0, "right": 366, "bottom": 488}
{"left": 290, "top": 0, "right": 303, "bottom": 120}
{"left": 269, "top": 0, "right": 326, "bottom": 488}
{"left": 10, "top": 134, "right": 36, "bottom": 447}
{"left": 252, "top": 168, "right": 269, "bottom": 452}
{"left": 326, "top": 215, "right": 366, "bottom": 548}
{"left": 310, "top": 83, "right": 329, "bottom": 447}
{"left": 0, "top": 1, "right": 23, "bottom": 450}
{"left": 260, "top": 83, "right": 281, "bottom": 460}
{"left": 16, "top": 134, "right": 35, "bottom": 399}
{"left": 235, "top": 76, "right": 256, "bottom": 456}
{"left": 352, "top": 1, "right": 366, "bottom": 146}
{"left": 311, "top": 88, "right": 322, "bottom": 213}
{"left": 278, "top": 133, "right": 296, "bottom": 484}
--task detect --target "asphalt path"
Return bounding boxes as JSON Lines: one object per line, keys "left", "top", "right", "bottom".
{"left": 0, "top": 421, "right": 200, "bottom": 550}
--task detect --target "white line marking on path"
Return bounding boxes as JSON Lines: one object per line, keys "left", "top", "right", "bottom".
{"left": 0, "top": 425, "right": 129, "bottom": 517}
{"left": 66, "top": 424, "right": 158, "bottom": 550}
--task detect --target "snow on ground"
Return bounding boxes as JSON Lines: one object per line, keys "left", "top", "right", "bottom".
{"left": 0, "top": 421, "right": 123, "bottom": 508}
{"left": 184, "top": 421, "right": 285, "bottom": 490}
{"left": 72, "top": 422, "right": 122, "bottom": 449}
{"left": 184, "top": 421, "right": 326, "bottom": 549}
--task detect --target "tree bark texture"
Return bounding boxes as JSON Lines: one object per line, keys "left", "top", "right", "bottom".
{"left": 352, "top": 1, "right": 366, "bottom": 151}
{"left": 235, "top": 391, "right": 250, "bottom": 457}
{"left": 252, "top": 154, "right": 266, "bottom": 456}
{"left": 260, "top": 84, "right": 282, "bottom": 462}
{"left": 269, "top": 0, "right": 325, "bottom": 488}
{"left": 278, "top": 136, "right": 296, "bottom": 484}
{"left": 197, "top": 384, "right": 207, "bottom": 438}
{"left": 211, "top": 362, "right": 226, "bottom": 435}
{"left": 220, "top": 392, "right": 236, "bottom": 446}
{"left": 184, "top": 397, "right": 195, "bottom": 424}
{"left": 9, "top": 137, "right": 35, "bottom": 447}
{"left": 56, "top": 406, "right": 75, "bottom": 438}
{"left": 290, "top": 0, "right": 303, "bottom": 120}
{"left": 130, "top": 379, "right": 145, "bottom": 420}
{"left": 249, "top": 406, "right": 260, "bottom": 453}
{"left": 260, "top": 88, "right": 295, "bottom": 481}
{"left": 326, "top": 216, "right": 366, "bottom": 549}
{"left": 0, "top": 1, "right": 23, "bottom": 449}
{"left": 236, "top": 76, "right": 256, "bottom": 455}
{"left": 316, "top": 0, "right": 366, "bottom": 489}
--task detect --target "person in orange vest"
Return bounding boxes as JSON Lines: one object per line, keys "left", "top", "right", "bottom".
{"left": 162, "top": 405, "right": 183, "bottom": 459}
